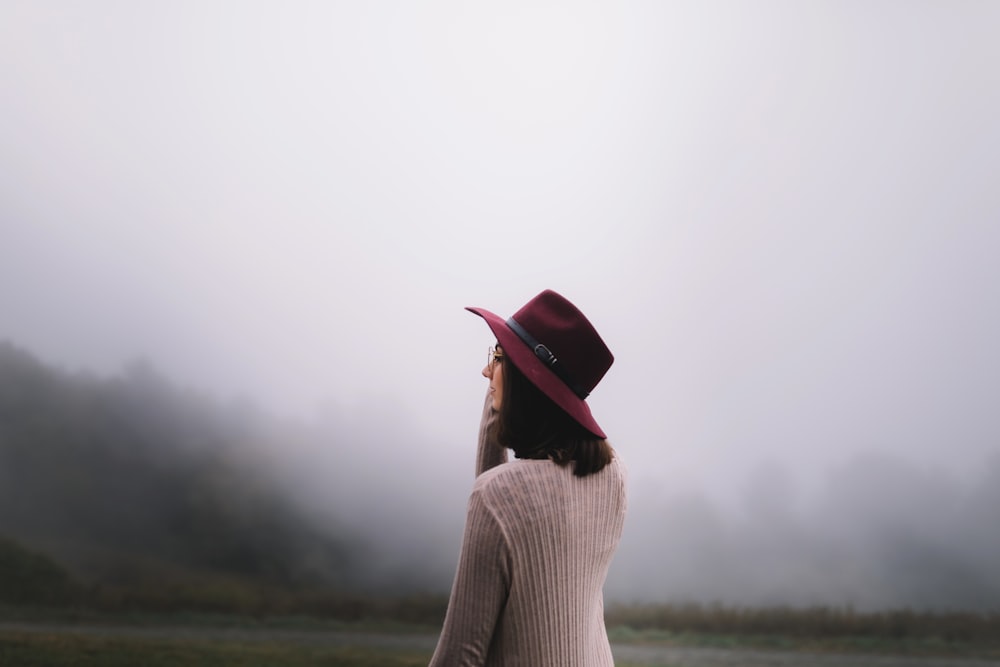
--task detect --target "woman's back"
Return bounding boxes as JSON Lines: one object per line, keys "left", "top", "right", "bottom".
{"left": 430, "top": 454, "right": 626, "bottom": 666}
{"left": 477, "top": 457, "right": 626, "bottom": 664}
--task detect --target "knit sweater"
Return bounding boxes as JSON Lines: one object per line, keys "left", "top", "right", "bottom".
{"left": 429, "top": 397, "right": 627, "bottom": 666}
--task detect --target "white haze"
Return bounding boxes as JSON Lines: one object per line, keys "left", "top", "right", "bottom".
{"left": 2, "top": 1, "right": 999, "bottom": 609}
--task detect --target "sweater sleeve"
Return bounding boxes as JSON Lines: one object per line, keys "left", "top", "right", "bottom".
{"left": 428, "top": 485, "right": 511, "bottom": 667}
{"left": 474, "top": 391, "right": 507, "bottom": 478}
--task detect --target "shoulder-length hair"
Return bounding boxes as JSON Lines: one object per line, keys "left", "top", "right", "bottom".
{"left": 492, "top": 356, "right": 614, "bottom": 477}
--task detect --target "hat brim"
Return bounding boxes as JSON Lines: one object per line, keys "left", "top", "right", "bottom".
{"left": 466, "top": 306, "right": 607, "bottom": 439}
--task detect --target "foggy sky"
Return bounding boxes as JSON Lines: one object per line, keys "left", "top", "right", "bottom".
{"left": 2, "top": 2, "right": 1000, "bottom": 609}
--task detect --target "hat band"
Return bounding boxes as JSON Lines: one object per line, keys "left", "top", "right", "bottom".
{"left": 506, "top": 317, "right": 590, "bottom": 400}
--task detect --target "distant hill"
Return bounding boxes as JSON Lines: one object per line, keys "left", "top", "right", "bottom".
{"left": 0, "top": 535, "right": 80, "bottom": 605}
{"left": 0, "top": 341, "right": 362, "bottom": 598}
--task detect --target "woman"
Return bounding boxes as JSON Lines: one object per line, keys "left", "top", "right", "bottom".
{"left": 429, "top": 289, "right": 627, "bottom": 666}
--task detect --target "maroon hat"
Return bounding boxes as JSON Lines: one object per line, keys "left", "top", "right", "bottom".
{"left": 466, "top": 289, "right": 614, "bottom": 439}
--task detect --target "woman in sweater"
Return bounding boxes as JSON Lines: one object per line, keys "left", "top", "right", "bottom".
{"left": 429, "top": 289, "right": 627, "bottom": 666}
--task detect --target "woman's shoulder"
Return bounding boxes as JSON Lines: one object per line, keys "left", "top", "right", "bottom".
{"left": 607, "top": 451, "right": 627, "bottom": 481}
{"left": 468, "top": 456, "right": 627, "bottom": 529}
{"left": 472, "top": 458, "right": 544, "bottom": 490}
{"left": 473, "top": 454, "right": 626, "bottom": 494}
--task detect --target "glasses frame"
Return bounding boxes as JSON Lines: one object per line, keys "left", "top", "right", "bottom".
{"left": 487, "top": 345, "right": 505, "bottom": 371}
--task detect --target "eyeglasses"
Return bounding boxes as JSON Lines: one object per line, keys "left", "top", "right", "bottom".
{"left": 487, "top": 345, "right": 505, "bottom": 371}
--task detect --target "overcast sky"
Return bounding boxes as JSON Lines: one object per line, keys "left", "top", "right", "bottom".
{"left": 3, "top": 1, "right": 999, "bottom": 521}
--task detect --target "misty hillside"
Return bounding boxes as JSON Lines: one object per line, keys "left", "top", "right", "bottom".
{"left": 0, "top": 341, "right": 361, "bottom": 592}
{"left": 4, "top": 339, "right": 1000, "bottom": 614}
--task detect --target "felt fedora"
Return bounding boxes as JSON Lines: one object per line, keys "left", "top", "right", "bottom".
{"left": 467, "top": 289, "right": 614, "bottom": 439}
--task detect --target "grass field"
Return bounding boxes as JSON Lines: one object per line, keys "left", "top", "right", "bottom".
{"left": 3, "top": 601, "right": 1000, "bottom": 666}
{"left": 0, "top": 630, "right": 432, "bottom": 667}
{"left": 4, "top": 613, "right": 1000, "bottom": 667}
{"left": 5, "top": 536, "right": 1000, "bottom": 662}
{"left": 0, "top": 626, "right": 655, "bottom": 667}
{"left": 5, "top": 624, "right": 1000, "bottom": 667}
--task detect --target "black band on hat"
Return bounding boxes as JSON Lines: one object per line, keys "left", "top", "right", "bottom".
{"left": 506, "top": 317, "right": 590, "bottom": 399}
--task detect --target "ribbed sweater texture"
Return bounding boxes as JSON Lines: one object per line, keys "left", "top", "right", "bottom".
{"left": 429, "top": 396, "right": 627, "bottom": 666}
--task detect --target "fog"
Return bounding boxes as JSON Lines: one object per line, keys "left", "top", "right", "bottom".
{"left": 261, "top": 403, "right": 1000, "bottom": 611}
{"left": 2, "top": 2, "right": 999, "bottom": 610}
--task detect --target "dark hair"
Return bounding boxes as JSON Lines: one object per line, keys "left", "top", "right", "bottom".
{"left": 493, "top": 356, "right": 614, "bottom": 477}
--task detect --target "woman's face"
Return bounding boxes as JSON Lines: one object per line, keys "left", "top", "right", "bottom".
{"left": 483, "top": 344, "right": 505, "bottom": 410}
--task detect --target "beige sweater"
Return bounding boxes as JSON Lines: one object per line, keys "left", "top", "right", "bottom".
{"left": 429, "top": 397, "right": 627, "bottom": 666}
